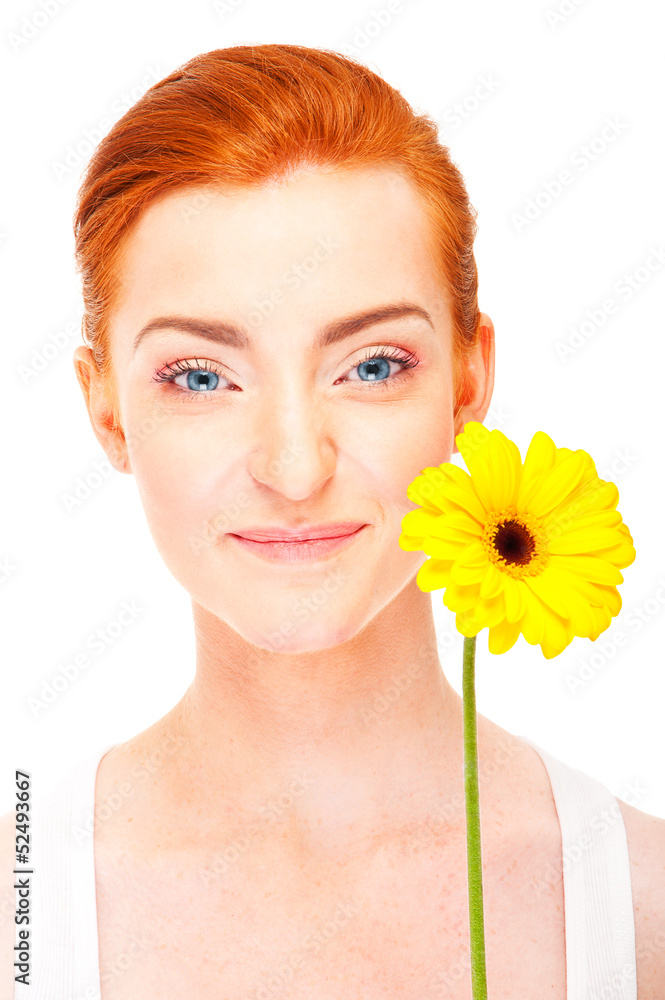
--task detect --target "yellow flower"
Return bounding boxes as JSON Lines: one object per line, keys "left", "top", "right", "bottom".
{"left": 399, "top": 422, "right": 636, "bottom": 659}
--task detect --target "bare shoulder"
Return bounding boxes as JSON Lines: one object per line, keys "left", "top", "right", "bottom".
{"left": 0, "top": 809, "right": 19, "bottom": 1000}
{"left": 617, "top": 797, "right": 665, "bottom": 999}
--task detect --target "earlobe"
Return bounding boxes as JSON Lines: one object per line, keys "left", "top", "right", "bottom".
{"left": 72, "top": 346, "right": 131, "bottom": 474}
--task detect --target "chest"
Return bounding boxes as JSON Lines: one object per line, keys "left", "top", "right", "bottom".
{"left": 94, "top": 828, "right": 567, "bottom": 999}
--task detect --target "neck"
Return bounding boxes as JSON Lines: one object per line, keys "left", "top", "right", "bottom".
{"left": 158, "top": 581, "right": 466, "bottom": 855}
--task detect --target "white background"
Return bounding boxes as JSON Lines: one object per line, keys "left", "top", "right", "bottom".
{"left": 1, "top": 0, "right": 664, "bottom": 819}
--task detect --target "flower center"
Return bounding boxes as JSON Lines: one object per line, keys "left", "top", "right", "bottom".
{"left": 482, "top": 508, "right": 549, "bottom": 579}
{"left": 495, "top": 520, "right": 534, "bottom": 564}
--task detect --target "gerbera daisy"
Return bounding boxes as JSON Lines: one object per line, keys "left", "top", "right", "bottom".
{"left": 398, "top": 422, "right": 636, "bottom": 659}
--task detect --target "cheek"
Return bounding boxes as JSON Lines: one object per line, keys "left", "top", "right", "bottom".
{"left": 357, "top": 402, "right": 454, "bottom": 509}
{"left": 128, "top": 426, "right": 234, "bottom": 553}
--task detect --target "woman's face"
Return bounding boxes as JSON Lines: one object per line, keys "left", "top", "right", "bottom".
{"left": 81, "top": 165, "right": 491, "bottom": 653}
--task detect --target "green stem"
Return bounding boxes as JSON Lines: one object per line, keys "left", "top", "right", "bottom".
{"left": 462, "top": 634, "right": 488, "bottom": 999}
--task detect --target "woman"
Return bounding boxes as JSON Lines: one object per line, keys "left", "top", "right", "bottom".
{"left": 3, "top": 42, "right": 664, "bottom": 999}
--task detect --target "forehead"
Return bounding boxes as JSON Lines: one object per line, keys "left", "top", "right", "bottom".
{"left": 112, "top": 165, "right": 450, "bottom": 345}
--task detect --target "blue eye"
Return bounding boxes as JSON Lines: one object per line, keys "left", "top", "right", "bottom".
{"left": 356, "top": 356, "right": 391, "bottom": 381}
{"left": 343, "top": 346, "right": 420, "bottom": 389}
{"left": 181, "top": 369, "right": 219, "bottom": 392}
{"left": 152, "top": 358, "right": 228, "bottom": 397}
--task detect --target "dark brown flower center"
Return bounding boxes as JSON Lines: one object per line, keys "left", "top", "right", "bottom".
{"left": 493, "top": 519, "right": 536, "bottom": 566}
{"left": 482, "top": 508, "right": 549, "bottom": 580}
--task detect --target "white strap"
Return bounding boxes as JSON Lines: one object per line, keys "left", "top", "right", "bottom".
{"left": 17, "top": 744, "right": 116, "bottom": 1000}
{"left": 520, "top": 736, "right": 637, "bottom": 1000}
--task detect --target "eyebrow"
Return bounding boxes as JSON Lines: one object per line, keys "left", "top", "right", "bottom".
{"left": 133, "top": 302, "right": 434, "bottom": 354}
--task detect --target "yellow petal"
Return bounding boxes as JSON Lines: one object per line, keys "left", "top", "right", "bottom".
{"left": 456, "top": 424, "right": 522, "bottom": 512}
{"left": 416, "top": 558, "right": 450, "bottom": 592}
{"left": 518, "top": 586, "right": 547, "bottom": 646}
{"left": 550, "top": 477, "right": 619, "bottom": 525}
{"left": 400, "top": 508, "right": 444, "bottom": 540}
{"left": 479, "top": 562, "right": 505, "bottom": 600}
{"left": 539, "top": 608, "right": 575, "bottom": 658}
{"left": 437, "top": 464, "right": 488, "bottom": 524}
{"left": 527, "top": 450, "right": 591, "bottom": 519}
{"left": 548, "top": 526, "right": 632, "bottom": 556}
{"left": 482, "top": 431, "right": 523, "bottom": 510}
{"left": 399, "top": 532, "right": 428, "bottom": 552}
{"left": 591, "top": 584, "right": 622, "bottom": 617}
{"left": 592, "top": 533, "right": 636, "bottom": 570}
{"left": 569, "top": 598, "right": 601, "bottom": 638}
{"left": 442, "top": 581, "right": 480, "bottom": 612}
{"left": 525, "top": 573, "right": 571, "bottom": 620}
{"left": 488, "top": 618, "right": 521, "bottom": 655}
{"left": 450, "top": 540, "right": 489, "bottom": 585}
{"left": 405, "top": 467, "right": 451, "bottom": 513}
{"left": 433, "top": 524, "right": 484, "bottom": 546}
{"left": 455, "top": 426, "right": 494, "bottom": 512}
{"left": 455, "top": 420, "right": 490, "bottom": 458}
{"left": 542, "top": 564, "right": 600, "bottom": 604}
{"left": 515, "top": 431, "right": 558, "bottom": 509}
{"left": 475, "top": 594, "right": 507, "bottom": 627}
{"left": 405, "top": 461, "right": 490, "bottom": 526}
{"left": 450, "top": 561, "right": 488, "bottom": 586}
{"left": 422, "top": 535, "right": 469, "bottom": 559}
{"left": 502, "top": 576, "right": 527, "bottom": 623}
{"left": 587, "top": 604, "right": 612, "bottom": 640}
{"left": 427, "top": 512, "right": 484, "bottom": 550}
{"left": 549, "top": 554, "right": 623, "bottom": 585}
{"left": 455, "top": 608, "right": 485, "bottom": 637}
{"left": 527, "top": 568, "right": 598, "bottom": 635}
{"left": 544, "top": 508, "right": 621, "bottom": 538}
{"left": 458, "top": 540, "right": 488, "bottom": 566}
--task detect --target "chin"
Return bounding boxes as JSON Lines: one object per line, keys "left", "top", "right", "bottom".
{"left": 203, "top": 599, "right": 376, "bottom": 657}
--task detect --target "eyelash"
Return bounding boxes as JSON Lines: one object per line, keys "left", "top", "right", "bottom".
{"left": 152, "top": 346, "right": 420, "bottom": 400}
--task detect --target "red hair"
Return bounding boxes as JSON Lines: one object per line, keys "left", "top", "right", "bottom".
{"left": 74, "top": 43, "right": 481, "bottom": 424}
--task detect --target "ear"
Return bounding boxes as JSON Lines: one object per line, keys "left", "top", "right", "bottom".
{"left": 73, "top": 346, "right": 132, "bottom": 474}
{"left": 452, "top": 313, "right": 495, "bottom": 454}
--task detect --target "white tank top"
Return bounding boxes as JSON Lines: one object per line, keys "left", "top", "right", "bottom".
{"left": 15, "top": 736, "right": 638, "bottom": 999}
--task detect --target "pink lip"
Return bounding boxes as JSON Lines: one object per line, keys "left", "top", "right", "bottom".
{"left": 228, "top": 523, "right": 367, "bottom": 562}
{"left": 231, "top": 522, "right": 367, "bottom": 541}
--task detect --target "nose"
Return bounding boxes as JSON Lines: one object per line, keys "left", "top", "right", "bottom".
{"left": 247, "top": 391, "right": 337, "bottom": 501}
